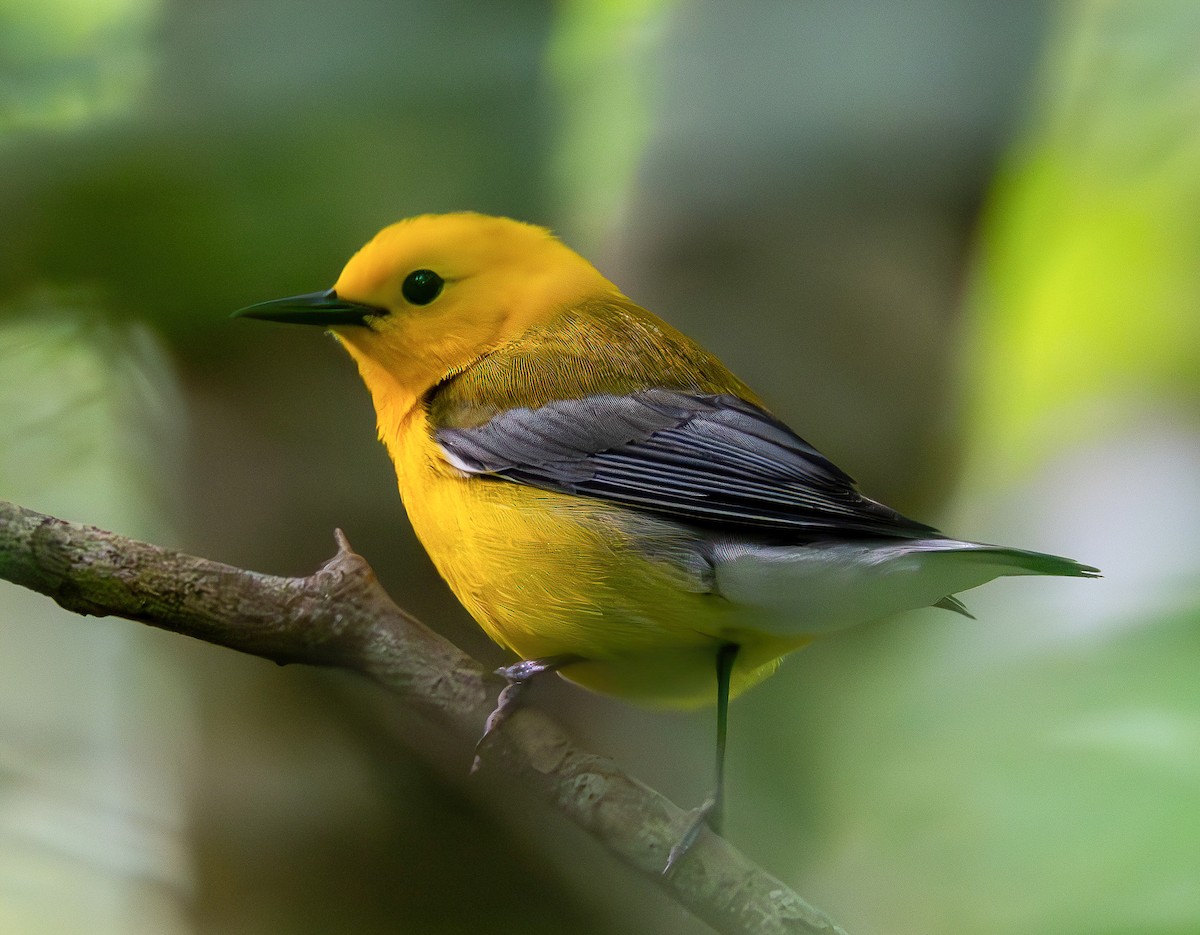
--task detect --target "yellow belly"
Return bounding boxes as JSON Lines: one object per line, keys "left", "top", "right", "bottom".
{"left": 389, "top": 409, "right": 808, "bottom": 707}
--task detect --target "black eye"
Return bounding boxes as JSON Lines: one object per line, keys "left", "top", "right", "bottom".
{"left": 401, "top": 269, "right": 444, "bottom": 305}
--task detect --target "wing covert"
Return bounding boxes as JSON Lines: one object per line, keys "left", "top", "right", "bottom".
{"left": 435, "top": 389, "right": 939, "bottom": 539}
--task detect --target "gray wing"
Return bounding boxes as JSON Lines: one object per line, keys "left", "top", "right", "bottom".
{"left": 435, "top": 389, "right": 941, "bottom": 539}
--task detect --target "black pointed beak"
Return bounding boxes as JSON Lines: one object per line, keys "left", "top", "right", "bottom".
{"left": 232, "top": 289, "right": 384, "bottom": 326}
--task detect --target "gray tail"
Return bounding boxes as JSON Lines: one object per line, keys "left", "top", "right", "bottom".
{"left": 933, "top": 594, "right": 976, "bottom": 618}
{"left": 984, "top": 546, "right": 1101, "bottom": 579}
{"left": 925, "top": 542, "right": 1098, "bottom": 619}
{"left": 922, "top": 539, "right": 1101, "bottom": 579}
{"left": 900, "top": 537, "right": 1101, "bottom": 579}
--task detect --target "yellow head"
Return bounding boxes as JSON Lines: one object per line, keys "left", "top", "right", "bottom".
{"left": 235, "top": 213, "right": 620, "bottom": 412}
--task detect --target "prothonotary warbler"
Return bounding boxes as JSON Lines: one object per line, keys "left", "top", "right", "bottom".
{"left": 235, "top": 212, "right": 1099, "bottom": 868}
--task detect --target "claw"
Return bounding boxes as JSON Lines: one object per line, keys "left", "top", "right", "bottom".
{"left": 471, "top": 654, "right": 581, "bottom": 774}
{"left": 471, "top": 680, "right": 529, "bottom": 774}
{"left": 663, "top": 793, "right": 720, "bottom": 876}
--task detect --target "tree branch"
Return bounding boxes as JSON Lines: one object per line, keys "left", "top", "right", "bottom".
{"left": 0, "top": 498, "right": 847, "bottom": 935}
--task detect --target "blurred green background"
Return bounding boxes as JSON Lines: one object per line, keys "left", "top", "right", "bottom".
{"left": 2, "top": 2, "right": 1197, "bottom": 933}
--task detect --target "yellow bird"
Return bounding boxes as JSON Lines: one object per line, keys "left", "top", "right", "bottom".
{"left": 236, "top": 212, "right": 1098, "bottom": 865}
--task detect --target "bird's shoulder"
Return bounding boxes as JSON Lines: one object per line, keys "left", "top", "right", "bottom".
{"left": 428, "top": 297, "right": 760, "bottom": 429}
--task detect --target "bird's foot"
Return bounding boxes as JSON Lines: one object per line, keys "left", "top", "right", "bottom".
{"left": 663, "top": 792, "right": 721, "bottom": 876}
{"left": 471, "top": 654, "right": 580, "bottom": 774}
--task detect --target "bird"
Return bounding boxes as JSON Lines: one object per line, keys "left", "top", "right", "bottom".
{"left": 234, "top": 211, "right": 1099, "bottom": 870}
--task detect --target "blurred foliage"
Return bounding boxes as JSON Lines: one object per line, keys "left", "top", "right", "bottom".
{"left": 0, "top": 303, "right": 192, "bottom": 935}
{"left": 965, "top": 0, "right": 1200, "bottom": 485}
{"left": 0, "top": 291, "right": 183, "bottom": 528}
{"left": 546, "top": 0, "right": 674, "bottom": 249}
{"left": 3, "top": 1, "right": 1198, "bottom": 934}
{"left": 0, "top": 0, "right": 156, "bottom": 133}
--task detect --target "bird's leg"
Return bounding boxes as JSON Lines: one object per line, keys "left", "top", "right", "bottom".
{"left": 665, "top": 641, "right": 739, "bottom": 875}
{"left": 471, "top": 654, "right": 581, "bottom": 774}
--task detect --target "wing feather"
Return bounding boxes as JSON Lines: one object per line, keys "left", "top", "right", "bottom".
{"left": 435, "top": 389, "right": 939, "bottom": 539}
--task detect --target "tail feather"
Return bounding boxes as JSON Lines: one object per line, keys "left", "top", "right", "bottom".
{"left": 933, "top": 594, "right": 976, "bottom": 618}
{"left": 712, "top": 537, "right": 1099, "bottom": 637}
{"left": 947, "top": 542, "right": 1102, "bottom": 579}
